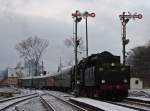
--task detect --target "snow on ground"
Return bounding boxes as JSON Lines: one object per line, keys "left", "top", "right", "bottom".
{"left": 129, "top": 89, "right": 150, "bottom": 97}
{"left": 128, "top": 89, "right": 150, "bottom": 102}
{"left": 18, "top": 88, "right": 36, "bottom": 95}
{"left": 0, "top": 87, "right": 36, "bottom": 101}
{"left": 0, "top": 87, "right": 18, "bottom": 92}
{"left": 36, "top": 90, "right": 45, "bottom": 95}
{"left": 0, "top": 94, "right": 38, "bottom": 110}
{"left": 71, "top": 97, "right": 138, "bottom": 111}
{"left": 2, "top": 89, "right": 150, "bottom": 111}
{"left": 5, "top": 97, "right": 47, "bottom": 111}
{"left": 42, "top": 94, "right": 78, "bottom": 111}
{"left": 45, "top": 90, "right": 74, "bottom": 101}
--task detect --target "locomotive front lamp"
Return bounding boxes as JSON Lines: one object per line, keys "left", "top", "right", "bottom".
{"left": 124, "top": 79, "right": 128, "bottom": 83}
{"left": 121, "top": 67, "right": 125, "bottom": 71}
{"left": 99, "top": 67, "right": 103, "bottom": 71}
{"left": 101, "top": 80, "right": 106, "bottom": 84}
{"left": 111, "top": 63, "right": 115, "bottom": 66}
{"left": 77, "top": 80, "right": 80, "bottom": 84}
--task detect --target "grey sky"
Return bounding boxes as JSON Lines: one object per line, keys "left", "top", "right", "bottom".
{"left": 0, "top": 0, "right": 149, "bottom": 72}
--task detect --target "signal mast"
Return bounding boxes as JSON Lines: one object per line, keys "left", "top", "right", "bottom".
{"left": 72, "top": 10, "right": 95, "bottom": 97}
{"left": 72, "top": 10, "right": 82, "bottom": 97}
{"left": 83, "top": 11, "right": 95, "bottom": 57}
{"left": 119, "top": 12, "right": 142, "bottom": 65}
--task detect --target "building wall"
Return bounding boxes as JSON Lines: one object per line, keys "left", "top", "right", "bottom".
{"left": 142, "top": 78, "right": 150, "bottom": 88}
{"left": 0, "top": 77, "right": 19, "bottom": 87}
{"left": 7, "top": 77, "right": 19, "bottom": 87}
{"left": 8, "top": 68, "right": 17, "bottom": 77}
{"left": 0, "top": 79, "right": 8, "bottom": 87}
{"left": 130, "top": 77, "right": 143, "bottom": 89}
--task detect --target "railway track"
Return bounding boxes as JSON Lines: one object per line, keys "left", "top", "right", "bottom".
{"left": 40, "top": 95, "right": 59, "bottom": 111}
{"left": 40, "top": 90, "right": 150, "bottom": 111}
{"left": 44, "top": 90, "right": 73, "bottom": 101}
{"left": 0, "top": 93, "right": 38, "bottom": 111}
{"left": 40, "top": 93, "right": 87, "bottom": 111}
{"left": 0, "top": 93, "right": 37, "bottom": 103}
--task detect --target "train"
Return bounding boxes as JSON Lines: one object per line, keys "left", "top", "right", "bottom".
{"left": 18, "top": 51, "right": 130, "bottom": 99}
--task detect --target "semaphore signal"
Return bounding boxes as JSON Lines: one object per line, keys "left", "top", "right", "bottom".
{"left": 119, "top": 12, "right": 143, "bottom": 20}
{"left": 72, "top": 12, "right": 96, "bottom": 18}
{"left": 119, "top": 12, "right": 143, "bottom": 65}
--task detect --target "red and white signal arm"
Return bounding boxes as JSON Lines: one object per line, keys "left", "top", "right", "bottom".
{"left": 138, "top": 14, "right": 143, "bottom": 19}
{"left": 90, "top": 13, "right": 96, "bottom": 17}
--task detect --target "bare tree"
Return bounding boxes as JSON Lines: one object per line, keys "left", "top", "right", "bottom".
{"left": 15, "top": 62, "right": 24, "bottom": 77}
{"left": 16, "top": 36, "right": 49, "bottom": 76}
{"left": 127, "top": 41, "right": 150, "bottom": 79}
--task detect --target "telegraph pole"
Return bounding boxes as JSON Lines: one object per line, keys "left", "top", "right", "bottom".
{"left": 119, "top": 12, "right": 142, "bottom": 65}
{"left": 72, "top": 10, "right": 82, "bottom": 97}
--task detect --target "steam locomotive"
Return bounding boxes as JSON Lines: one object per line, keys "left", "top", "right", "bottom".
{"left": 18, "top": 51, "right": 130, "bottom": 99}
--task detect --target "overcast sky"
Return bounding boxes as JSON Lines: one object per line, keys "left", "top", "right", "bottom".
{"left": 0, "top": 0, "right": 149, "bottom": 72}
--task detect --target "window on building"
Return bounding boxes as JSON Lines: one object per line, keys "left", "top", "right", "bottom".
{"left": 135, "top": 80, "right": 139, "bottom": 85}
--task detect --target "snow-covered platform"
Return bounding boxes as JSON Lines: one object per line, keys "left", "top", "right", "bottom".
{"left": 70, "top": 97, "right": 137, "bottom": 111}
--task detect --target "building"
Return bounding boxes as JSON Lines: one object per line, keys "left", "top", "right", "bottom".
{"left": 130, "top": 77, "right": 143, "bottom": 89}
{"left": 0, "top": 68, "right": 20, "bottom": 87}
{"left": 7, "top": 68, "right": 19, "bottom": 87}
{"left": 24, "top": 60, "right": 43, "bottom": 76}
{"left": 0, "top": 69, "right": 8, "bottom": 87}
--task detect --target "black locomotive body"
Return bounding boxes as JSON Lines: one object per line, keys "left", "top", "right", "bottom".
{"left": 78, "top": 51, "right": 130, "bottom": 98}
{"left": 18, "top": 51, "right": 130, "bottom": 99}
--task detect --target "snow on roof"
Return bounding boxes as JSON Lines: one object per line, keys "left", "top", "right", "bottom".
{"left": 59, "top": 66, "right": 72, "bottom": 74}
{"left": 21, "top": 74, "right": 52, "bottom": 79}
{"left": 70, "top": 97, "right": 137, "bottom": 111}
{"left": 20, "top": 76, "right": 32, "bottom": 79}
{"left": 21, "top": 66, "right": 73, "bottom": 79}
{"left": 60, "top": 66, "right": 73, "bottom": 70}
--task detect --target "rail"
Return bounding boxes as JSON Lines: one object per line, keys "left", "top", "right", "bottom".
{"left": 39, "top": 95, "right": 56, "bottom": 111}
{"left": 0, "top": 93, "right": 38, "bottom": 111}
{"left": 0, "top": 93, "right": 37, "bottom": 103}
{"left": 46, "top": 93, "right": 87, "bottom": 111}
